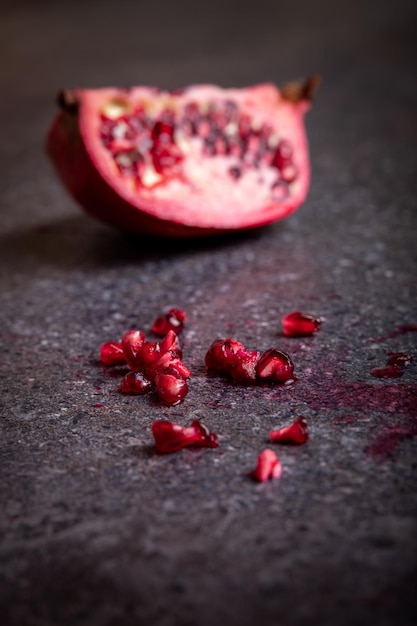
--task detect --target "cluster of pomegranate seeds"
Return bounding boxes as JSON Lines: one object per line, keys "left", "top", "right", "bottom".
{"left": 269, "top": 416, "right": 309, "bottom": 444}
{"left": 370, "top": 351, "right": 413, "bottom": 379}
{"left": 151, "top": 307, "right": 186, "bottom": 336}
{"left": 99, "top": 315, "right": 190, "bottom": 405}
{"left": 152, "top": 419, "right": 219, "bottom": 453}
{"left": 281, "top": 311, "right": 322, "bottom": 337}
{"left": 205, "top": 338, "right": 295, "bottom": 385}
{"left": 250, "top": 449, "right": 283, "bottom": 482}
{"left": 99, "top": 94, "right": 297, "bottom": 197}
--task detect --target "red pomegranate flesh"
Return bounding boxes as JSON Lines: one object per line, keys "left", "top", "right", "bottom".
{"left": 47, "top": 77, "right": 320, "bottom": 237}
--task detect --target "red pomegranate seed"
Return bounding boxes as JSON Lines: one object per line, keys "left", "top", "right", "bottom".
{"left": 255, "top": 348, "right": 294, "bottom": 383}
{"left": 205, "top": 338, "right": 246, "bottom": 374}
{"left": 121, "top": 329, "right": 146, "bottom": 369}
{"left": 386, "top": 352, "right": 413, "bottom": 368}
{"left": 120, "top": 371, "right": 152, "bottom": 394}
{"left": 149, "top": 351, "right": 191, "bottom": 381}
{"left": 282, "top": 311, "right": 322, "bottom": 337}
{"left": 269, "top": 416, "right": 309, "bottom": 444}
{"left": 271, "top": 139, "right": 293, "bottom": 170}
{"left": 228, "top": 349, "right": 262, "bottom": 384}
{"left": 152, "top": 419, "right": 218, "bottom": 453}
{"left": 155, "top": 368, "right": 189, "bottom": 405}
{"left": 139, "top": 340, "right": 161, "bottom": 369}
{"left": 152, "top": 144, "right": 182, "bottom": 174}
{"left": 250, "top": 449, "right": 283, "bottom": 482}
{"left": 152, "top": 308, "right": 187, "bottom": 336}
{"left": 151, "top": 120, "right": 175, "bottom": 143}
{"left": 100, "top": 341, "right": 126, "bottom": 365}
{"left": 370, "top": 366, "right": 404, "bottom": 379}
{"left": 159, "top": 329, "right": 182, "bottom": 357}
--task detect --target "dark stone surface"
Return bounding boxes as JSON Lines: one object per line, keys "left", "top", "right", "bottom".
{"left": 1, "top": 0, "right": 417, "bottom": 624}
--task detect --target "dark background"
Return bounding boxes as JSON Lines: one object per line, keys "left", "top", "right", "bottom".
{"left": 1, "top": 1, "right": 417, "bottom": 625}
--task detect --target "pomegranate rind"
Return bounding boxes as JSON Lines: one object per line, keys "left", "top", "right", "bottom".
{"left": 47, "top": 80, "right": 316, "bottom": 237}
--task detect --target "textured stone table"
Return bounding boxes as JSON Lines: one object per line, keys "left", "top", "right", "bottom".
{"left": 1, "top": 1, "right": 416, "bottom": 625}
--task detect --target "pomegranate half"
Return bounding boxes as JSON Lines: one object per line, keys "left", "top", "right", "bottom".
{"left": 47, "top": 77, "right": 319, "bottom": 237}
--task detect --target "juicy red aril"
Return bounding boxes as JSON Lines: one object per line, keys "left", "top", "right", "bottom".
{"left": 155, "top": 369, "right": 188, "bottom": 405}
{"left": 255, "top": 348, "right": 294, "bottom": 383}
{"left": 139, "top": 340, "right": 161, "bottom": 370}
{"left": 100, "top": 341, "right": 126, "bottom": 365}
{"left": 271, "top": 140, "right": 293, "bottom": 169}
{"left": 387, "top": 352, "right": 413, "bottom": 368}
{"left": 282, "top": 311, "right": 322, "bottom": 337}
{"left": 152, "top": 308, "right": 186, "bottom": 336}
{"left": 151, "top": 120, "right": 175, "bottom": 143}
{"left": 121, "top": 329, "right": 146, "bottom": 369}
{"left": 250, "top": 449, "right": 283, "bottom": 482}
{"left": 370, "top": 366, "right": 404, "bottom": 379}
{"left": 270, "top": 416, "right": 309, "bottom": 444}
{"left": 120, "top": 371, "right": 152, "bottom": 394}
{"left": 152, "top": 144, "right": 182, "bottom": 174}
{"left": 205, "top": 338, "right": 246, "bottom": 374}
{"left": 152, "top": 419, "right": 218, "bottom": 453}
{"left": 149, "top": 351, "right": 191, "bottom": 381}
{"left": 228, "top": 350, "right": 262, "bottom": 384}
{"left": 159, "top": 329, "right": 183, "bottom": 357}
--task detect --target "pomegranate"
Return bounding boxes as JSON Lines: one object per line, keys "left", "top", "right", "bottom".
{"left": 47, "top": 77, "right": 320, "bottom": 237}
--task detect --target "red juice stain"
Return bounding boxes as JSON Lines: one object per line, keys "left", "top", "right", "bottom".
{"left": 91, "top": 403, "right": 105, "bottom": 408}
{"left": 293, "top": 373, "right": 417, "bottom": 459}
{"left": 366, "top": 426, "right": 417, "bottom": 460}
{"left": 370, "top": 323, "right": 417, "bottom": 343}
{"left": 207, "top": 401, "right": 233, "bottom": 409}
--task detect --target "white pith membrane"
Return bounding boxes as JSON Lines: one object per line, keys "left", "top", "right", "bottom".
{"left": 81, "top": 85, "right": 310, "bottom": 229}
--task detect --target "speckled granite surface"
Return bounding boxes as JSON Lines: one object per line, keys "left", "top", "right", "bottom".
{"left": 1, "top": 1, "right": 417, "bottom": 624}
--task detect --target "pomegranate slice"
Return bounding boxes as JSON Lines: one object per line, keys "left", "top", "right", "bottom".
{"left": 47, "top": 77, "right": 320, "bottom": 237}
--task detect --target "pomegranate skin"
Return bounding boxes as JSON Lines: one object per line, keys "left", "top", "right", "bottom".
{"left": 47, "top": 78, "right": 319, "bottom": 238}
